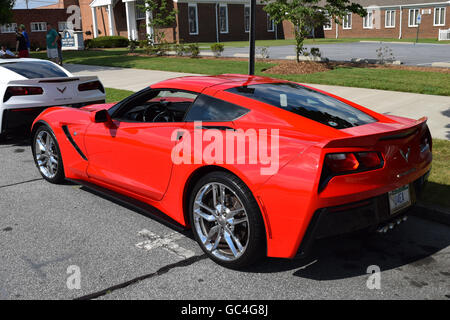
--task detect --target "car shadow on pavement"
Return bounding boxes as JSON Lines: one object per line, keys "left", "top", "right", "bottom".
{"left": 0, "top": 134, "right": 31, "bottom": 147}
{"left": 245, "top": 213, "right": 450, "bottom": 280}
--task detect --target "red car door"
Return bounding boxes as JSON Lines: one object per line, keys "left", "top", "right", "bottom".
{"left": 84, "top": 120, "right": 184, "bottom": 201}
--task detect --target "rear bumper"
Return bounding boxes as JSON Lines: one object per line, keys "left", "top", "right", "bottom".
{"left": 1, "top": 99, "right": 105, "bottom": 134}
{"left": 297, "top": 170, "right": 430, "bottom": 256}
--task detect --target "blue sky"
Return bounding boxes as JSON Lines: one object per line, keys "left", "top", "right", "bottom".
{"left": 13, "top": 0, "right": 58, "bottom": 9}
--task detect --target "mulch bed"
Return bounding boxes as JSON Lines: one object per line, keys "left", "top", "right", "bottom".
{"left": 262, "top": 60, "right": 450, "bottom": 75}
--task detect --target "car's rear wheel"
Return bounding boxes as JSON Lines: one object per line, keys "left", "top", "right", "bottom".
{"left": 189, "top": 171, "right": 266, "bottom": 269}
{"left": 32, "top": 125, "right": 65, "bottom": 184}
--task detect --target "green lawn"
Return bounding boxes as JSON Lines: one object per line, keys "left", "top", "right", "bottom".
{"left": 422, "top": 139, "right": 450, "bottom": 209}
{"left": 267, "top": 68, "right": 450, "bottom": 96}
{"left": 105, "top": 88, "right": 134, "bottom": 103}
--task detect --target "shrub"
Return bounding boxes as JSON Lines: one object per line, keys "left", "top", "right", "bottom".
{"left": 257, "top": 46, "right": 270, "bottom": 59}
{"left": 138, "top": 40, "right": 147, "bottom": 48}
{"left": 88, "top": 36, "right": 130, "bottom": 48}
{"left": 187, "top": 43, "right": 200, "bottom": 58}
{"left": 84, "top": 39, "right": 92, "bottom": 49}
{"left": 128, "top": 40, "right": 138, "bottom": 53}
{"left": 173, "top": 43, "right": 187, "bottom": 56}
{"left": 310, "top": 47, "right": 321, "bottom": 58}
{"left": 210, "top": 43, "right": 224, "bottom": 58}
{"left": 145, "top": 42, "right": 171, "bottom": 56}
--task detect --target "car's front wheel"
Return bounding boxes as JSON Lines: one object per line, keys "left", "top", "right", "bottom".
{"left": 32, "top": 125, "right": 65, "bottom": 184}
{"left": 189, "top": 171, "right": 266, "bottom": 268}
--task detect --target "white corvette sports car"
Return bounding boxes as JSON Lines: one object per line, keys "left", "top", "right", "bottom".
{"left": 0, "top": 58, "right": 105, "bottom": 140}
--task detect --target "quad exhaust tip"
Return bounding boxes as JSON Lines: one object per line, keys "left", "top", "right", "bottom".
{"left": 377, "top": 216, "right": 408, "bottom": 233}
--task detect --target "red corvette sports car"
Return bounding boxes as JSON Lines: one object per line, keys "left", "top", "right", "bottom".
{"left": 31, "top": 74, "right": 432, "bottom": 268}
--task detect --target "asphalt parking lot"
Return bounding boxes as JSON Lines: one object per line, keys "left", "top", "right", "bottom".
{"left": 220, "top": 42, "right": 450, "bottom": 66}
{"left": 0, "top": 135, "right": 449, "bottom": 300}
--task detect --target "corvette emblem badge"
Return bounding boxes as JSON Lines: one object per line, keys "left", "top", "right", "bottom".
{"left": 399, "top": 147, "right": 410, "bottom": 163}
{"left": 56, "top": 87, "right": 66, "bottom": 94}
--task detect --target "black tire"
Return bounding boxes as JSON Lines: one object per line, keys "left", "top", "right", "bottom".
{"left": 32, "top": 125, "right": 65, "bottom": 184}
{"left": 189, "top": 171, "right": 266, "bottom": 269}
{"left": 0, "top": 133, "right": 6, "bottom": 143}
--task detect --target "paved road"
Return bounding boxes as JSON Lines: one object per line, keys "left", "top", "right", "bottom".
{"left": 217, "top": 42, "right": 450, "bottom": 66}
{"left": 0, "top": 136, "right": 449, "bottom": 300}
{"left": 65, "top": 64, "right": 450, "bottom": 140}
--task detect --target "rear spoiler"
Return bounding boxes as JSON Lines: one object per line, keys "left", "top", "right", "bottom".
{"left": 7, "top": 76, "right": 99, "bottom": 86}
{"left": 323, "top": 117, "right": 428, "bottom": 148}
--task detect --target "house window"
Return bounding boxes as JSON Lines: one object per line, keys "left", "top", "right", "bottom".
{"left": 267, "top": 14, "right": 274, "bottom": 32}
{"left": 363, "top": 11, "right": 373, "bottom": 29}
{"left": 385, "top": 10, "right": 395, "bottom": 28}
{"left": 219, "top": 4, "right": 228, "bottom": 34}
{"left": 434, "top": 7, "right": 446, "bottom": 26}
{"left": 188, "top": 4, "right": 198, "bottom": 35}
{"left": 323, "top": 15, "right": 332, "bottom": 30}
{"left": 31, "top": 22, "right": 47, "bottom": 32}
{"left": 135, "top": 0, "right": 146, "bottom": 20}
{"left": 343, "top": 13, "right": 352, "bottom": 29}
{"left": 58, "top": 21, "right": 69, "bottom": 31}
{"left": 244, "top": 5, "right": 250, "bottom": 32}
{"left": 409, "top": 9, "right": 419, "bottom": 27}
{"left": 0, "top": 23, "right": 17, "bottom": 33}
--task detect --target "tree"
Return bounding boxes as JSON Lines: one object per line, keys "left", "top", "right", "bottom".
{"left": 142, "top": 0, "right": 177, "bottom": 45}
{"left": 0, "top": 0, "right": 15, "bottom": 25}
{"left": 263, "top": 0, "right": 366, "bottom": 62}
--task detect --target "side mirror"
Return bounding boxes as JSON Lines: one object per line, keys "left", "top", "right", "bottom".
{"left": 91, "top": 109, "right": 112, "bottom": 123}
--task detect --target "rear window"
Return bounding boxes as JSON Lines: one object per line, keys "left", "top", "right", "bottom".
{"left": 0, "top": 60, "right": 68, "bottom": 79}
{"left": 184, "top": 94, "right": 249, "bottom": 122}
{"left": 226, "top": 83, "right": 376, "bottom": 129}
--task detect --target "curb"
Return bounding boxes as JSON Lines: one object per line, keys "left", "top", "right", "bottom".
{"left": 410, "top": 202, "right": 450, "bottom": 226}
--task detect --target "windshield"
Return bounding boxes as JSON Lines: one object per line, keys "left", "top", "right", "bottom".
{"left": 226, "top": 82, "right": 376, "bottom": 129}
{"left": 0, "top": 60, "right": 68, "bottom": 79}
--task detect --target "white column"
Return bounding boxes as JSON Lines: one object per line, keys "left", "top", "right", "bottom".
{"left": 107, "top": 3, "right": 116, "bottom": 36}
{"left": 125, "top": 1, "right": 137, "bottom": 40}
{"left": 399, "top": 6, "right": 403, "bottom": 39}
{"left": 145, "top": 2, "right": 153, "bottom": 42}
{"left": 91, "top": 6, "right": 98, "bottom": 38}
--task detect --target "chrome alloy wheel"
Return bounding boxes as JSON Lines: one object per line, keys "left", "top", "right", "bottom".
{"left": 34, "top": 130, "right": 59, "bottom": 179}
{"left": 193, "top": 182, "right": 250, "bottom": 261}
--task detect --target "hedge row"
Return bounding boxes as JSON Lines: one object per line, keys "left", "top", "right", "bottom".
{"left": 84, "top": 36, "right": 130, "bottom": 48}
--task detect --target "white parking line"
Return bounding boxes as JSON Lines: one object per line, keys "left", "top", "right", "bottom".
{"left": 136, "top": 229, "right": 196, "bottom": 259}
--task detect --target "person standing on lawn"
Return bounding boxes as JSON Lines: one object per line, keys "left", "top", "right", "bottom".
{"left": 46, "top": 22, "right": 59, "bottom": 64}
{"left": 20, "top": 24, "right": 30, "bottom": 53}
{"left": 57, "top": 31, "right": 63, "bottom": 66}
{"left": 15, "top": 27, "right": 29, "bottom": 58}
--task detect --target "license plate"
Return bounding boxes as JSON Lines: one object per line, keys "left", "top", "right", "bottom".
{"left": 388, "top": 185, "right": 411, "bottom": 214}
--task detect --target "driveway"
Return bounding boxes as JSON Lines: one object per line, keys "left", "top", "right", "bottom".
{"left": 218, "top": 42, "right": 450, "bottom": 66}
{"left": 65, "top": 64, "right": 450, "bottom": 140}
{"left": 0, "top": 136, "right": 449, "bottom": 300}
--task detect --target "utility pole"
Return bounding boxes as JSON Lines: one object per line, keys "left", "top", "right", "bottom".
{"left": 248, "top": 0, "right": 256, "bottom": 75}
{"left": 25, "top": 0, "right": 29, "bottom": 9}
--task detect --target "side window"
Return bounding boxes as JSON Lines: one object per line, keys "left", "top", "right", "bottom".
{"left": 184, "top": 94, "right": 249, "bottom": 122}
{"left": 115, "top": 89, "right": 198, "bottom": 122}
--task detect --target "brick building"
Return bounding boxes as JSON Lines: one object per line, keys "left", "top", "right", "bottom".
{"left": 0, "top": 9, "right": 73, "bottom": 49}
{"left": 82, "top": 0, "right": 292, "bottom": 43}
{"left": 323, "top": 0, "right": 450, "bottom": 39}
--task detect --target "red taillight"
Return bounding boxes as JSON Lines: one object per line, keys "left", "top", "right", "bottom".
{"left": 356, "top": 152, "right": 382, "bottom": 168}
{"left": 325, "top": 153, "right": 359, "bottom": 173}
{"left": 78, "top": 81, "right": 104, "bottom": 93}
{"left": 3, "top": 86, "right": 43, "bottom": 102}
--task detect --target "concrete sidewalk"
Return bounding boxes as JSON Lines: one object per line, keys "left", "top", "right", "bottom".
{"left": 65, "top": 64, "right": 450, "bottom": 140}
